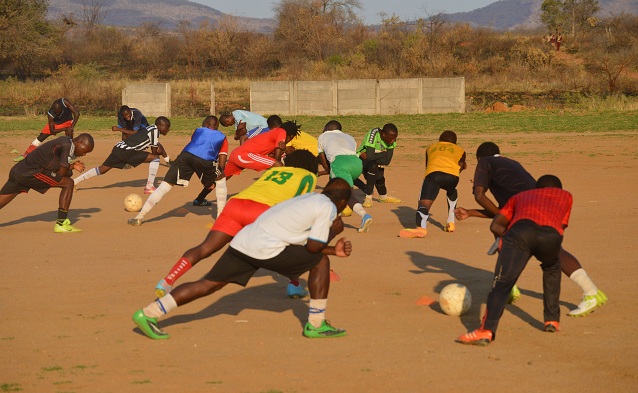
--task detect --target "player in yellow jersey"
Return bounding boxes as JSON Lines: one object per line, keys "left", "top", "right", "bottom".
{"left": 399, "top": 130, "right": 466, "bottom": 238}
{"left": 153, "top": 149, "right": 319, "bottom": 298}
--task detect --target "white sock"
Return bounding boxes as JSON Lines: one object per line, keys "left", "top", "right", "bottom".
{"left": 214, "top": 178, "right": 227, "bottom": 218}
{"left": 163, "top": 155, "right": 170, "bottom": 164}
{"left": 32, "top": 138, "right": 43, "bottom": 147}
{"left": 135, "top": 181, "right": 172, "bottom": 219}
{"left": 569, "top": 268, "right": 598, "bottom": 296}
{"left": 308, "top": 298, "right": 328, "bottom": 328}
{"left": 352, "top": 203, "right": 366, "bottom": 218}
{"left": 147, "top": 159, "right": 160, "bottom": 188}
{"left": 447, "top": 197, "right": 458, "bottom": 223}
{"left": 74, "top": 167, "right": 100, "bottom": 185}
{"left": 418, "top": 211, "right": 429, "bottom": 228}
{"left": 143, "top": 294, "right": 178, "bottom": 319}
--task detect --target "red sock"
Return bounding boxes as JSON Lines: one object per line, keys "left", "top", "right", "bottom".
{"left": 23, "top": 144, "right": 38, "bottom": 157}
{"left": 289, "top": 279, "right": 300, "bottom": 286}
{"left": 164, "top": 257, "right": 192, "bottom": 285}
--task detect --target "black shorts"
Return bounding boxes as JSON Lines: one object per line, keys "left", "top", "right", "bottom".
{"left": 204, "top": 245, "right": 324, "bottom": 286}
{"left": 419, "top": 171, "right": 459, "bottom": 200}
{"left": 163, "top": 151, "right": 220, "bottom": 187}
{"left": 102, "top": 146, "right": 149, "bottom": 169}
{"left": 0, "top": 168, "right": 62, "bottom": 195}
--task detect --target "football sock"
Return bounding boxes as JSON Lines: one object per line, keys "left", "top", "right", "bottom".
{"left": 308, "top": 298, "right": 328, "bottom": 328}
{"left": 144, "top": 294, "right": 178, "bottom": 319}
{"left": 73, "top": 167, "right": 99, "bottom": 185}
{"left": 569, "top": 268, "right": 598, "bottom": 296}
{"left": 56, "top": 208, "right": 69, "bottom": 225}
{"left": 214, "top": 178, "right": 227, "bottom": 217}
{"left": 147, "top": 159, "right": 160, "bottom": 188}
{"left": 163, "top": 155, "right": 170, "bottom": 164}
{"left": 417, "top": 206, "right": 429, "bottom": 228}
{"left": 447, "top": 197, "right": 458, "bottom": 222}
{"left": 164, "top": 257, "right": 193, "bottom": 286}
{"left": 352, "top": 203, "right": 366, "bottom": 218}
{"left": 289, "top": 279, "right": 300, "bottom": 286}
{"left": 135, "top": 182, "right": 172, "bottom": 220}
{"left": 23, "top": 139, "right": 42, "bottom": 156}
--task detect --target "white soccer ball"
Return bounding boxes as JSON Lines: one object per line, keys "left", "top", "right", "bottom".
{"left": 439, "top": 283, "right": 472, "bottom": 316}
{"left": 124, "top": 193, "right": 143, "bottom": 212}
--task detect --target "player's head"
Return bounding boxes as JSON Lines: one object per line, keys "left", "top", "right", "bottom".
{"left": 536, "top": 174, "right": 562, "bottom": 189}
{"left": 73, "top": 133, "right": 95, "bottom": 157}
{"left": 380, "top": 123, "right": 398, "bottom": 145}
{"left": 439, "top": 130, "right": 457, "bottom": 143}
{"left": 322, "top": 178, "right": 351, "bottom": 213}
{"left": 323, "top": 120, "right": 342, "bottom": 132}
{"left": 267, "top": 115, "right": 282, "bottom": 129}
{"left": 283, "top": 149, "right": 318, "bottom": 175}
{"left": 219, "top": 114, "right": 234, "bottom": 127}
{"left": 281, "top": 121, "right": 301, "bottom": 143}
{"left": 155, "top": 116, "right": 171, "bottom": 135}
{"left": 202, "top": 115, "right": 219, "bottom": 130}
{"left": 476, "top": 142, "right": 500, "bottom": 159}
{"left": 119, "top": 105, "right": 132, "bottom": 121}
{"left": 51, "top": 100, "right": 65, "bottom": 117}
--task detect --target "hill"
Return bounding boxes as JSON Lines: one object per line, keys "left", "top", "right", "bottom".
{"left": 47, "top": 0, "right": 276, "bottom": 32}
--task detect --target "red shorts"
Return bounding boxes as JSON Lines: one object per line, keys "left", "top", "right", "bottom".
{"left": 41, "top": 120, "right": 73, "bottom": 135}
{"left": 224, "top": 152, "right": 276, "bottom": 177}
{"left": 211, "top": 198, "right": 270, "bottom": 236}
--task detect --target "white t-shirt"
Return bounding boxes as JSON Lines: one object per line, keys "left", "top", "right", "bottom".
{"left": 317, "top": 130, "right": 357, "bottom": 163}
{"left": 230, "top": 192, "right": 337, "bottom": 260}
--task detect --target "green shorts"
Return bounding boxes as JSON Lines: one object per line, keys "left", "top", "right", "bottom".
{"left": 330, "top": 155, "right": 363, "bottom": 187}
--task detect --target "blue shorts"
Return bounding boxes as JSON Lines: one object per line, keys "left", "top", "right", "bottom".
{"left": 247, "top": 127, "right": 270, "bottom": 139}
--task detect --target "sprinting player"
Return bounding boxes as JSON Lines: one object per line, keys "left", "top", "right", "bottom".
{"left": 127, "top": 116, "right": 228, "bottom": 226}
{"left": 454, "top": 142, "right": 606, "bottom": 317}
{"left": 224, "top": 121, "right": 299, "bottom": 180}
{"left": 399, "top": 130, "right": 466, "bottom": 238}
{"left": 132, "top": 177, "right": 353, "bottom": 340}
{"left": 14, "top": 98, "right": 80, "bottom": 162}
{"left": 219, "top": 110, "right": 269, "bottom": 145}
{"left": 112, "top": 105, "right": 170, "bottom": 164}
{"left": 73, "top": 117, "right": 171, "bottom": 195}
{"left": 1, "top": 134, "right": 94, "bottom": 232}
{"left": 318, "top": 120, "right": 371, "bottom": 233}
{"left": 153, "top": 149, "right": 319, "bottom": 299}
{"left": 457, "top": 175, "right": 571, "bottom": 346}
{"left": 353, "top": 123, "right": 401, "bottom": 208}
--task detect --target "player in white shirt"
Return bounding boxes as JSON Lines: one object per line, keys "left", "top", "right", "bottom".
{"left": 133, "top": 178, "right": 353, "bottom": 340}
{"left": 318, "top": 120, "right": 372, "bottom": 233}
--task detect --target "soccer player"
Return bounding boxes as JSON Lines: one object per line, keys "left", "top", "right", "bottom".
{"left": 127, "top": 116, "right": 228, "bottom": 226}
{"left": 224, "top": 121, "right": 300, "bottom": 179}
{"left": 111, "top": 105, "right": 170, "bottom": 164}
{"left": 152, "top": 148, "right": 319, "bottom": 299}
{"left": 399, "top": 130, "right": 466, "bottom": 238}
{"left": 73, "top": 117, "right": 171, "bottom": 195}
{"left": 219, "top": 110, "right": 269, "bottom": 145}
{"left": 318, "top": 120, "right": 372, "bottom": 233}
{"left": 353, "top": 123, "right": 401, "bottom": 208}
{"left": 1, "top": 134, "right": 94, "bottom": 232}
{"left": 454, "top": 142, "right": 606, "bottom": 317}
{"left": 14, "top": 98, "right": 80, "bottom": 162}
{"left": 132, "top": 177, "right": 353, "bottom": 340}
{"left": 457, "top": 175, "right": 571, "bottom": 346}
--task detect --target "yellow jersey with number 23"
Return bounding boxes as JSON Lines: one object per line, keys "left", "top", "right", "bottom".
{"left": 233, "top": 167, "right": 317, "bottom": 206}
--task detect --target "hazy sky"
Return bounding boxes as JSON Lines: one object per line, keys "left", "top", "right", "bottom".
{"left": 192, "top": 1, "right": 496, "bottom": 24}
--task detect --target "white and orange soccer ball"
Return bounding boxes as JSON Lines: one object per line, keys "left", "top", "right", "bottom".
{"left": 439, "top": 283, "right": 472, "bottom": 316}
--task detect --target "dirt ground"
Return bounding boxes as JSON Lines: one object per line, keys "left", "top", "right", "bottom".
{"left": 1, "top": 130, "right": 637, "bottom": 393}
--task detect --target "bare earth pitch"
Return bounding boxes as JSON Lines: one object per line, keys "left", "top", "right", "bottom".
{"left": 1, "top": 132, "right": 636, "bottom": 392}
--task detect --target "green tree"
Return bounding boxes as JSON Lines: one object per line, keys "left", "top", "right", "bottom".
{"left": 0, "top": 0, "right": 59, "bottom": 78}
{"left": 540, "top": 0, "right": 600, "bottom": 36}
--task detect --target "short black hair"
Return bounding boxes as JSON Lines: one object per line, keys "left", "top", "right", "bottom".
{"left": 281, "top": 121, "right": 301, "bottom": 139}
{"left": 267, "top": 115, "right": 282, "bottom": 129}
{"left": 439, "top": 130, "right": 457, "bottom": 143}
{"left": 322, "top": 178, "right": 351, "bottom": 205}
{"left": 283, "top": 149, "right": 318, "bottom": 175}
{"left": 536, "top": 174, "right": 562, "bottom": 189}
{"left": 476, "top": 142, "right": 500, "bottom": 158}
{"left": 381, "top": 123, "right": 398, "bottom": 134}
{"left": 155, "top": 116, "right": 170, "bottom": 127}
{"left": 202, "top": 115, "right": 219, "bottom": 128}
{"left": 324, "top": 120, "right": 342, "bottom": 131}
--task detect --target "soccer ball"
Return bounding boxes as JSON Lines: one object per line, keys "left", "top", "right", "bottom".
{"left": 124, "top": 193, "right": 143, "bottom": 212}
{"left": 439, "top": 283, "right": 472, "bottom": 316}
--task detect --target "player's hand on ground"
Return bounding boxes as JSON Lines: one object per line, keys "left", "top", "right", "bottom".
{"left": 454, "top": 207, "right": 469, "bottom": 220}
{"left": 334, "top": 237, "right": 352, "bottom": 257}
{"left": 72, "top": 161, "right": 86, "bottom": 172}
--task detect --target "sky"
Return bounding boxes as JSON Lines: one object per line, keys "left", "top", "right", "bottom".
{"left": 192, "top": 0, "right": 497, "bottom": 24}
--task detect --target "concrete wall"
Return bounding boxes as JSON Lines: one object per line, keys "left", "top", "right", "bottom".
{"left": 249, "top": 78, "right": 464, "bottom": 116}
{"left": 122, "top": 83, "right": 171, "bottom": 117}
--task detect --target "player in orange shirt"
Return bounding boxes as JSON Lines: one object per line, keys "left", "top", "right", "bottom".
{"left": 399, "top": 130, "right": 466, "bottom": 238}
